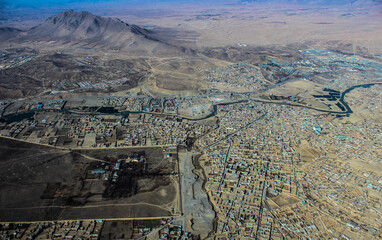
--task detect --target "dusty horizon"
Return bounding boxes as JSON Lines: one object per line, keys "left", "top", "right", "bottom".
{"left": 1, "top": 0, "right": 381, "bottom": 54}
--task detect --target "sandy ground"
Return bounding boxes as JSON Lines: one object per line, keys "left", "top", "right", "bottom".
{"left": 179, "top": 151, "right": 215, "bottom": 238}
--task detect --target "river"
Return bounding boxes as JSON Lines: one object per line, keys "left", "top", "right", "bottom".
{"left": 1, "top": 83, "right": 381, "bottom": 123}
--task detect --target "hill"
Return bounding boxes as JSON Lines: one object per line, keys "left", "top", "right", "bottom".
{"left": 0, "top": 27, "right": 23, "bottom": 41}
{"left": 26, "top": 10, "right": 154, "bottom": 42}
{"left": 2, "top": 10, "right": 193, "bottom": 56}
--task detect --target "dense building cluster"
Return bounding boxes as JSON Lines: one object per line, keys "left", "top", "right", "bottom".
{"left": 0, "top": 49, "right": 381, "bottom": 239}
{"left": 205, "top": 62, "right": 269, "bottom": 90}
{"left": 199, "top": 96, "right": 381, "bottom": 239}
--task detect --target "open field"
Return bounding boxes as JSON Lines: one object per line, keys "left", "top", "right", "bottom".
{"left": 0, "top": 137, "right": 180, "bottom": 222}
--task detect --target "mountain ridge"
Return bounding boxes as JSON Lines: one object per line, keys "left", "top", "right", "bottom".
{"left": 26, "top": 10, "right": 156, "bottom": 43}
{"left": 1, "top": 10, "right": 194, "bottom": 56}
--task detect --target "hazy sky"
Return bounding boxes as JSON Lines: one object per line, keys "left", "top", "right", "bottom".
{"left": 6, "top": 0, "right": 375, "bottom": 11}
{"left": 0, "top": 0, "right": 233, "bottom": 16}
{"left": 3, "top": 0, "right": 234, "bottom": 8}
{"left": 0, "top": 0, "right": 235, "bottom": 25}
{"left": 1, "top": 0, "right": 380, "bottom": 27}
{"left": 2, "top": 0, "right": 380, "bottom": 12}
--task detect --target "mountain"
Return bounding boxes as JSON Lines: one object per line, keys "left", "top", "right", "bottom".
{"left": 26, "top": 10, "right": 154, "bottom": 42}
{"left": 9, "top": 10, "right": 193, "bottom": 56}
